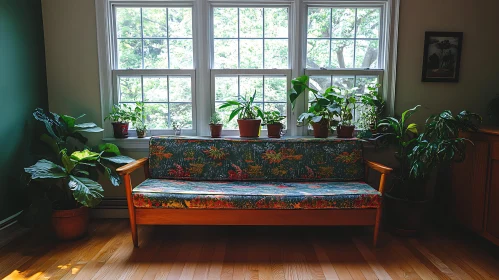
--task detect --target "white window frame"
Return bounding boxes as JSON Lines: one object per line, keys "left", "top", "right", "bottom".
{"left": 95, "top": 0, "right": 399, "bottom": 145}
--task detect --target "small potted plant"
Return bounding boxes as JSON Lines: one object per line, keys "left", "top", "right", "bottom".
{"left": 22, "top": 109, "right": 134, "bottom": 240}
{"left": 288, "top": 76, "right": 340, "bottom": 138}
{"left": 219, "top": 90, "right": 264, "bottom": 138}
{"left": 105, "top": 102, "right": 142, "bottom": 138}
{"left": 171, "top": 121, "right": 182, "bottom": 136}
{"left": 359, "top": 84, "right": 385, "bottom": 134}
{"left": 378, "top": 106, "right": 481, "bottom": 233}
{"left": 262, "top": 110, "right": 286, "bottom": 138}
{"left": 331, "top": 87, "right": 357, "bottom": 138}
{"left": 135, "top": 122, "right": 147, "bottom": 138}
{"left": 209, "top": 112, "right": 223, "bottom": 138}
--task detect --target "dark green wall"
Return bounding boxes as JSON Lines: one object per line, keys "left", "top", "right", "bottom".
{"left": 0, "top": 0, "right": 48, "bottom": 221}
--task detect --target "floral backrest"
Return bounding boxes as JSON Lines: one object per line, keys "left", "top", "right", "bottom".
{"left": 148, "top": 137, "right": 365, "bottom": 181}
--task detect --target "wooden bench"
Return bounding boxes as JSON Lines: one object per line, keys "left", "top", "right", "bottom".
{"left": 117, "top": 136, "right": 392, "bottom": 247}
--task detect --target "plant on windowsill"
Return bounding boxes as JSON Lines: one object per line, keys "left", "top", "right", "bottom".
{"left": 288, "top": 75, "right": 340, "bottom": 138}
{"left": 378, "top": 105, "right": 481, "bottom": 233}
{"left": 209, "top": 112, "right": 223, "bottom": 138}
{"left": 329, "top": 87, "right": 357, "bottom": 138}
{"left": 133, "top": 102, "right": 147, "bottom": 138}
{"left": 219, "top": 90, "right": 264, "bottom": 138}
{"left": 22, "top": 108, "right": 135, "bottom": 240}
{"left": 105, "top": 102, "right": 143, "bottom": 138}
{"left": 171, "top": 121, "right": 183, "bottom": 136}
{"left": 262, "top": 110, "right": 286, "bottom": 138}
{"left": 358, "top": 83, "right": 384, "bottom": 135}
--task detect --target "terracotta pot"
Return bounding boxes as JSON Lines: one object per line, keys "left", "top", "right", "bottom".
{"left": 210, "top": 124, "right": 223, "bottom": 138}
{"left": 51, "top": 207, "right": 89, "bottom": 240}
{"left": 336, "top": 125, "right": 355, "bottom": 138}
{"left": 112, "top": 122, "right": 129, "bottom": 138}
{"left": 137, "top": 130, "right": 147, "bottom": 138}
{"left": 311, "top": 121, "right": 329, "bottom": 138}
{"left": 384, "top": 194, "right": 430, "bottom": 236}
{"left": 267, "top": 123, "right": 283, "bottom": 138}
{"left": 237, "top": 119, "right": 261, "bottom": 138}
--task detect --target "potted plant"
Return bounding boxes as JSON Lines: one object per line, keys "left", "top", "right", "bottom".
{"left": 378, "top": 106, "right": 481, "bottom": 234}
{"left": 105, "top": 102, "right": 142, "bottom": 138}
{"left": 135, "top": 122, "right": 147, "bottom": 138}
{"left": 219, "top": 90, "right": 264, "bottom": 138}
{"left": 209, "top": 112, "right": 223, "bottom": 138}
{"left": 22, "top": 108, "right": 134, "bottom": 240}
{"left": 133, "top": 102, "right": 147, "bottom": 138}
{"left": 171, "top": 121, "right": 182, "bottom": 136}
{"left": 288, "top": 75, "right": 340, "bottom": 138}
{"left": 330, "top": 87, "right": 357, "bottom": 138}
{"left": 359, "top": 84, "right": 385, "bottom": 134}
{"left": 262, "top": 110, "right": 286, "bottom": 138}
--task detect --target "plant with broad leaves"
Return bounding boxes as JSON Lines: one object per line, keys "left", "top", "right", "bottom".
{"left": 20, "top": 109, "right": 135, "bottom": 227}
{"left": 262, "top": 110, "right": 286, "bottom": 126}
{"left": 219, "top": 90, "right": 264, "bottom": 121}
{"left": 105, "top": 102, "right": 143, "bottom": 123}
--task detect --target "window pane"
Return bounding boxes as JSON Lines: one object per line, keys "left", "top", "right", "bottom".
{"left": 307, "top": 39, "right": 330, "bottom": 68}
{"left": 143, "top": 39, "right": 168, "bottom": 69}
{"left": 170, "top": 103, "right": 192, "bottom": 129}
{"left": 331, "top": 40, "right": 354, "bottom": 68}
{"left": 355, "top": 76, "right": 378, "bottom": 94}
{"left": 240, "top": 39, "right": 263, "bottom": 69}
{"left": 213, "top": 8, "right": 238, "bottom": 38}
{"left": 116, "top": 8, "right": 141, "bottom": 38}
{"left": 240, "top": 8, "right": 263, "bottom": 38}
{"left": 119, "top": 77, "right": 142, "bottom": 102}
{"left": 264, "top": 8, "right": 288, "bottom": 38}
{"left": 169, "top": 76, "right": 191, "bottom": 102}
{"left": 215, "top": 77, "right": 238, "bottom": 101}
{"left": 264, "top": 77, "right": 287, "bottom": 102}
{"left": 118, "top": 39, "right": 142, "bottom": 69}
{"left": 307, "top": 8, "right": 330, "bottom": 38}
{"left": 240, "top": 76, "right": 263, "bottom": 101}
{"left": 333, "top": 76, "right": 355, "bottom": 88}
{"left": 356, "top": 9, "right": 380, "bottom": 39}
{"left": 309, "top": 76, "right": 332, "bottom": 101}
{"left": 169, "top": 39, "right": 193, "bottom": 69}
{"left": 331, "top": 8, "right": 355, "bottom": 38}
{"left": 168, "top": 8, "right": 192, "bottom": 38}
{"left": 144, "top": 77, "right": 168, "bottom": 102}
{"left": 214, "top": 39, "right": 238, "bottom": 69}
{"left": 144, "top": 103, "right": 169, "bottom": 129}
{"left": 355, "top": 40, "right": 379, "bottom": 68}
{"left": 143, "top": 8, "right": 167, "bottom": 38}
{"left": 264, "top": 39, "right": 288, "bottom": 69}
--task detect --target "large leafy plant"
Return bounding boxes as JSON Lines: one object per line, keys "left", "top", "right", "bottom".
{"left": 21, "top": 109, "right": 134, "bottom": 226}
{"left": 105, "top": 102, "right": 143, "bottom": 123}
{"left": 219, "top": 90, "right": 264, "bottom": 121}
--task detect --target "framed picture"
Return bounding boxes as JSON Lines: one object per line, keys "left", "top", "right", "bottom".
{"left": 421, "top": 31, "right": 463, "bottom": 82}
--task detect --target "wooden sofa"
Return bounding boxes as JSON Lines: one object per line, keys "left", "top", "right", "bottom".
{"left": 117, "top": 136, "right": 392, "bottom": 247}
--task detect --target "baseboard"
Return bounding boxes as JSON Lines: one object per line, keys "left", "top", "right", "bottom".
{"left": 91, "top": 197, "right": 128, "bottom": 219}
{"left": 0, "top": 211, "right": 21, "bottom": 231}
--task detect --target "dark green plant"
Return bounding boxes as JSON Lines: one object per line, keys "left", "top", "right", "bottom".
{"left": 21, "top": 109, "right": 134, "bottom": 227}
{"left": 133, "top": 102, "right": 147, "bottom": 133}
{"left": 219, "top": 90, "right": 264, "bottom": 121}
{"left": 262, "top": 110, "right": 286, "bottom": 125}
{"left": 105, "top": 102, "right": 143, "bottom": 123}
{"left": 209, "top": 112, "right": 222, "bottom": 125}
{"left": 359, "top": 84, "right": 385, "bottom": 130}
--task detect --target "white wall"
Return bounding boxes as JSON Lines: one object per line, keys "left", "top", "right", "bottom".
{"left": 41, "top": 0, "right": 499, "bottom": 196}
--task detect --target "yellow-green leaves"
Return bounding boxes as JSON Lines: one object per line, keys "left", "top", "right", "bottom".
{"left": 70, "top": 149, "right": 100, "bottom": 162}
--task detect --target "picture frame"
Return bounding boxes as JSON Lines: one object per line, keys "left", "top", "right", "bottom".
{"left": 421, "top": 31, "right": 463, "bottom": 82}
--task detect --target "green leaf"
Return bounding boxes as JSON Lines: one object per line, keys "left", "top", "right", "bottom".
{"left": 24, "top": 159, "right": 67, "bottom": 179}
{"left": 102, "top": 165, "right": 121, "bottom": 186}
{"left": 101, "top": 155, "right": 135, "bottom": 165}
{"left": 61, "top": 115, "right": 76, "bottom": 129}
{"left": 229, "top": 107, "right": 242, "bottom": 122}
{"left": 74, "top": 122, "right": 98, "bottom": 129}
{"left": 401, "top": 105, "right": 421, "bottom": 127}
{"left": 406, "top": 123, "right": 418, "bottom": 134}
{"left": 98, "top": 143, "right": 121, "bottom": 156}
{"left": 70, "top": 149, "right": 100, "bottom": 162}
{"left": 33, "top": 108, "right": 62, "bottom": 141}
{"left": 61, "top": 149, "right": 76, "bottom": 173}
{"left": 68, "top": 175, "right": 104, "bottom": 208}
{"left": 75, "top": 126, "right": 104, "bottom": 133}
{"left": 40, "top": 133, "right": 60, "bottom": 155}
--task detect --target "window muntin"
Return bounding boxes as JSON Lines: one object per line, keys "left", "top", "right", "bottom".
{"left": 306, "top": 7, "right": 381, "bottom": 69}
{"left": 212, "top": 7, "right": 289, "bottom": 69}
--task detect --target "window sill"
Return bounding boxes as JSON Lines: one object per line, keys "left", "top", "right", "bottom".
{"left": 103, "top": 137, "right": 151, "bottom": 151}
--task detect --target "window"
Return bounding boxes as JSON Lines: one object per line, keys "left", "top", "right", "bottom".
{"left": 113, "top": 6, "right": 195, "bottom": 133}
{"left": 211, "top": 7, "right": 291, "bottom": 132}
{"left": 97, "top": 0, "right": 398, "bottom": 139}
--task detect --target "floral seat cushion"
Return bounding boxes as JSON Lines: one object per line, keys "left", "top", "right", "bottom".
{"left": 132, "top": 179, "right": 381, "bottom": 209}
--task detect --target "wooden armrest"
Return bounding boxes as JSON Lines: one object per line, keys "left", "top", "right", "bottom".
{"left": 365, "top": 160, "right": 393, "bottom": 175}
{"left": 116, "top": 158, "right": 149, "bottom": 176}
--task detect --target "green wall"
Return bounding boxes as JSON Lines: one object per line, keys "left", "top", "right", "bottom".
{"left": 0, "top": 0, "right": 48, "bottom": 221}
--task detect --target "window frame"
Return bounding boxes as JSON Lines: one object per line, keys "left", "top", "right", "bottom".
{"left": 96, "top": 0, "right": 399, "bottom": 143}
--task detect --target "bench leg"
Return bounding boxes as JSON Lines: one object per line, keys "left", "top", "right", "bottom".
{"left": 124, "top": 174, "right": 139, "bottom": 247}
{"left": 373, "top": 205, "right": 382, "bottom": 247}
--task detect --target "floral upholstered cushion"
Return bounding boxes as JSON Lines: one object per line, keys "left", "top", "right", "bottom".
{"left": 148, "top": 136, "right": 365, "bottom": 181}
{"left": 132, "top": 179, "right": 380, "bottom": 209}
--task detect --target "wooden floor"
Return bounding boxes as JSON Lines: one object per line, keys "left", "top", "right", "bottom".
{"left": 1, "top": 219, "right": 499, "bottom": 279}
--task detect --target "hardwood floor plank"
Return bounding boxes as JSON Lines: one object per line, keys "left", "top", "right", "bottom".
{"left": 312, "top": 243, "right": 340, "bottom": 280}
{"left": 352, "top": 237, "right": 392, "bottom": 280}
{"left": 391, "top": 238, "right": 440, "bottom": 279}
{"left": 206, "top": 236, "right": 227, "bottom": 280}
